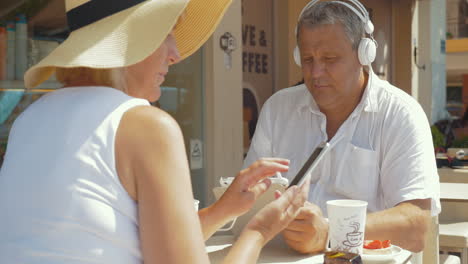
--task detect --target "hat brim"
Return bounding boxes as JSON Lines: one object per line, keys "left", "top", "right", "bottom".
{"left": 24, "top": 0, "right": 232, "bottom": 88}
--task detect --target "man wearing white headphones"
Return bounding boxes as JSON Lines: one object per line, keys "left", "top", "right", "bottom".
{"left": 243, "top": 0, "right": 440, "bottom": 254}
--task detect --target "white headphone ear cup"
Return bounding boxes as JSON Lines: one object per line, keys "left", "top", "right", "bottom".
{"left": 294, "top": 46, "right": 301, "bottom": 66}
{"left": 358, "top": 38, "right": 376, "bottom": 66}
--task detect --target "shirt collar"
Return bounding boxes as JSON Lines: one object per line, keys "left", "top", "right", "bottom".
{"left": 296, "top": 84, "right": 320, "bottom": 114}
{"left": 297, "top": 67, "right": 379, "bottom": 115}
{"left": 363, "top": 67, "right": 378, "bottom": 113}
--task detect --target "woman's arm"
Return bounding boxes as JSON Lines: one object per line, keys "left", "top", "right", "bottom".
{"left": 116, "top": 106, "right": 209, "bottom": 264}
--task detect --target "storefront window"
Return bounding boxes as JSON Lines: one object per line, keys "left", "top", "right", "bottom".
{"left": 155, "top": 48, "right": 207, "bottom": 207}
{"left": 0, "top": 0, "right": 65, "bottom": 166}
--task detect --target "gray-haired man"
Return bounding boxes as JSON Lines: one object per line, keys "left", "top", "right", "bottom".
{"left": 244, "top": 0, "right": 440, "bottom": 253}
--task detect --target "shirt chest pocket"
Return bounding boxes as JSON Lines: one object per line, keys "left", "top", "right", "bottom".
{"left": 334, "top": 143, "right": 379, "bottom": 201}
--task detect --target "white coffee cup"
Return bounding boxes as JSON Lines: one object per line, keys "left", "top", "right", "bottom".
{"left": 194, "top": 199, "right": 200, "bottom": 211}
{"left": 326, "top": 199, "right": 368, "bottom": 254}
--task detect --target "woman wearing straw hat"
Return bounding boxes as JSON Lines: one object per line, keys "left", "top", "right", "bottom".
{"left": 0, "top": 0, "right": 309, "bottom": 263}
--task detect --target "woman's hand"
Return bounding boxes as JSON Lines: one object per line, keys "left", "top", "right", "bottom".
{"left": 215, "top": 158, "right": 290, "bottom": 220}
{"left": 222, "top": 181, "right": 309, "bottom": 264}
{"left": 244, "top": 179, "right": 310, "bottom": 245}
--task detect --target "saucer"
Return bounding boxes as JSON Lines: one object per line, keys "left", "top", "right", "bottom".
{"left": 342, "top": 241, "right": 362, "bottom": 247}
{"left": 361, "top": 245, "right": 403, "bottom": 263}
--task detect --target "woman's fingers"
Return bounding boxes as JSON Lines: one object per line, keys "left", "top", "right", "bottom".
{"left": 274, "top": 190, "right": 282, "bottom": 199}
{"left": 281, "top": 179, "right": 310, "bottom": 222}
{"left": 239, "top": 158, "right": 290, "bottom": 188}
{"left": 248, "top": 178, "right": 272, "bottom": 197}
{"left": 256, "top": 157, "right": 290, "bottom": 165}
{"left": 274, "top": 185, "right": 299, "bottom": 211}
{"left": 285, "top": 192, "right": 306, "bottom": 220}
{"left": 291, "top": 177, "right": 310, "bottom": 207}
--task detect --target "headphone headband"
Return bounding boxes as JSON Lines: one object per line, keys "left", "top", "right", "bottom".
{"left": 296, "top": 0, "right": 373, "bottom": 35}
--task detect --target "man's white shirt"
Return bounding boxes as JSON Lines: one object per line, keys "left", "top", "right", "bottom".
{"left": 244, "top": 71, "right": 441, "bottom": 216}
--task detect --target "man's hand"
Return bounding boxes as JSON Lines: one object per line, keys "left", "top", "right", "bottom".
{"left": 282, "top": 201, "right": 329, "bottom": 254}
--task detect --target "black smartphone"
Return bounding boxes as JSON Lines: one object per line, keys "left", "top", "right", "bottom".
{"left": 288, "top": 142, "right": 330, "bottom": 187}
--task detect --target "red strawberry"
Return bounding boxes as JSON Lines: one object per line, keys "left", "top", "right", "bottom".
{"left": 382, "top": 240, "right": 391, "bottom": 248}
{"left": 363, "top": 240, "right": 382, "bottom": 249}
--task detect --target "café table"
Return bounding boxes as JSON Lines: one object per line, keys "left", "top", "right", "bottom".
{"left": 439, "top": 182, "right": 468, "bottom": 221}
{"left": 439, "top": 183, "right": 468, "bottom": 264}
{"left": 206, "top": 235, "right": 413, "bottom": 264}
{"left": 440, "top": 182, "right": 468, "bottom": 203}
{"left": 438, "top": 168, "right": 468, "bottom": 184}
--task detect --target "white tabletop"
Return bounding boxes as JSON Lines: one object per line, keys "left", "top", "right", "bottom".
{"left": 440, "top": 182, "right": 468, "bottom": 202}
{"left": 438, "top": 168, "right": 468, "bottom": 183}
{"left": 206, "top": 235, "right": 412, "bottom": 264}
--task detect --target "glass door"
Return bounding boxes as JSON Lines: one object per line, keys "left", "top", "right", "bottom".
{"left": 154, "top": 48, "right": 207, "bottom": 207}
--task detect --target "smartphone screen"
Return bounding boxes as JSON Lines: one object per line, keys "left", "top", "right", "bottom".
{"left": 288, "top": 142, "right": 329, "bottom": 187}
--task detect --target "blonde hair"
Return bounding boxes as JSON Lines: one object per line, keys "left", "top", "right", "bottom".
{"left": 55, "top": 67, "right": 127, "bottom": 92}
{"left": 53, "top": 10, "right": 187, "bottom": 92}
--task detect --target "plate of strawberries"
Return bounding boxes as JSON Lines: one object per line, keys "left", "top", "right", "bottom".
{"left": 361, "top": 240, "right": 403, "bottom": 263}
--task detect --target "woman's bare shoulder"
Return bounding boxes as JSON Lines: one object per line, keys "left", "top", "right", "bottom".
{"left": 116, "top": 105, "right": 184, "bottom": 160}
{"left": 125, "top": 105, "right": 179, "bottom": 128}
{"left": 120, "top": 105, "right": 182, "bottom": 139}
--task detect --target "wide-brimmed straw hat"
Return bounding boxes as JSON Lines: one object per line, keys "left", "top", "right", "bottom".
{"left": 24, "top": 0, "right": 232, "bottom": 88}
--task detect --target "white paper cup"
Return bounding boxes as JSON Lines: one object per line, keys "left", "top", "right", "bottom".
{"left": 326, "top": 199, "right": 368, "bottom": 254}
{"left": 194, "top": 199, "right": 200, "bottom": 211}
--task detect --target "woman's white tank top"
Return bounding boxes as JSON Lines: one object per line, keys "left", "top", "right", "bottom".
{"left": 0, "top": 86, "right": 149, "bottom": 263}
